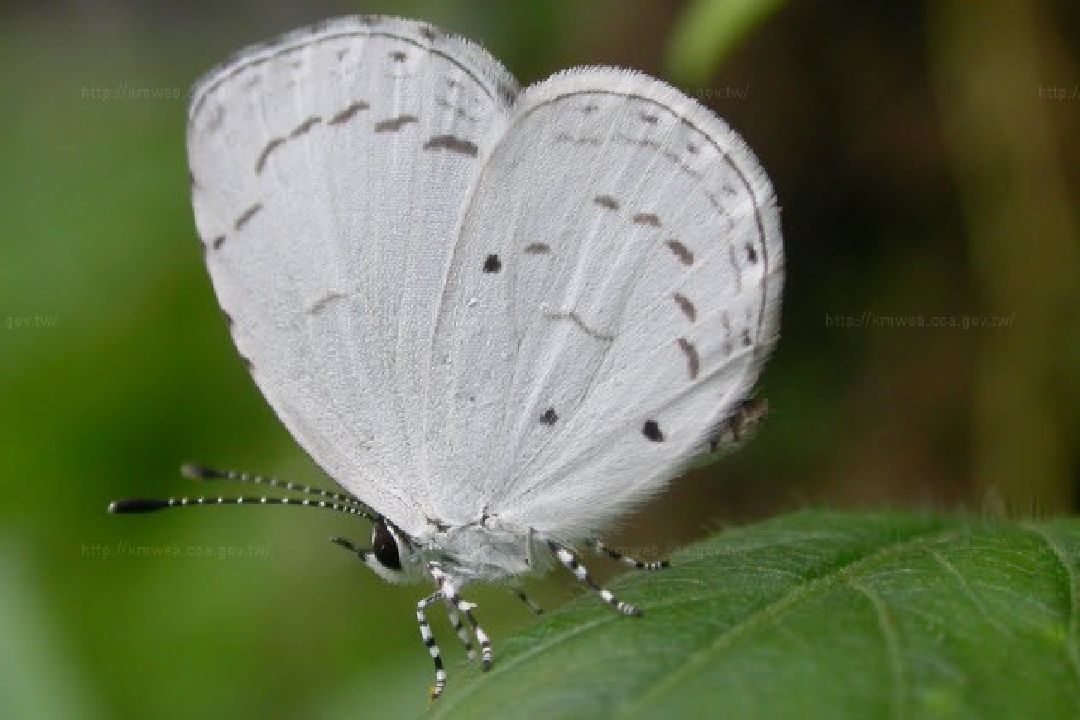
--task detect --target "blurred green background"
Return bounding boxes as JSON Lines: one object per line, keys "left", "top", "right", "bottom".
{"left": 1, "top": 0, "right": 1076, "bottom": 718}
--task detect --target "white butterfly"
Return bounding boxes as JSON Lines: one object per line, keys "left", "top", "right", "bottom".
{"left": 110, "top": 15, "right": 782, "bottom": 698}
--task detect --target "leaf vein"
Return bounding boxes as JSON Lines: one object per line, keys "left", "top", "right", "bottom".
{"left": 1020, "top": 523, "right": 1080, "bottom": 684}
{"left": 614, "top": 525, "right": 961, "bottom": 718}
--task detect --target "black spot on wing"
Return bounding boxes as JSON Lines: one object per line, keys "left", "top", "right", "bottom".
{"left": 423, "top": 135, "right": 478, "bottom": 157}
{"left": 741, "top": 328, "right": 753, "bottom": 347}
{"left": 328, "top": 101, "right": 370, "bottom": 125}
{"left": 540, "top": 407, "right": 558, "bottom": 425}
{"left": 211, "top": 235, "right": 226, "bottom": 250}
{"left": 640, "top": 112, "right": 658, "bottom": 124}
{"left": 746, "top": 243, "right": 758, "bottom": 264}
{"left": 594, "top": 195, "right": 619, "bottom": 211}
{"left": 374, "top": 114, "right": 419, "bottom": 132}
{"left": 673, "top": 293, "right": 696, "bottom": 321}
{"left": 642, "top": 420, "right": 664, "bottom": 442}
{"left": 524, "top": 243, "right": 551, "bottom": 255}
{"left": 234, "top": 203, "right": 263, "bottom": 231}
{"left": 483, "top": 254, "right": 502, "bottom": 273}
{"left": 389, "top": 50, "right": 408, "bottom": 62}
{"left": 666, "top": 239, "right": 694, "bottom": 265}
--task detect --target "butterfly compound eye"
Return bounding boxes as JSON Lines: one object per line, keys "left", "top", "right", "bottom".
{"left": 371, "top": 519, "right": 402, "bottom": 571}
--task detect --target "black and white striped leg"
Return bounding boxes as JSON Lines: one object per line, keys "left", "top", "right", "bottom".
{"left": 416, "top": 592, "right": 448, "bottom": 700}
{"left": 429, "top": 564, "right": 492, "bottom": 671}
{"left": 444, "top": 602, "right": 476, "bottom": 661}
{"left": 512, "top": 588, "right": 545, "bottom": 616}
{"left": 592, "top": 539, "right": 669, "bottom": 571}
{"left": 549, "top": 541, "right": 642, "bottom": 617}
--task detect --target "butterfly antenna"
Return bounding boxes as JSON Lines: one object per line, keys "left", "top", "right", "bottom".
{"left": 108, "top": 494, "right": 374, "bottom": 519}
{"left": 180, "top": 463, "right": 372, "bottom": 514}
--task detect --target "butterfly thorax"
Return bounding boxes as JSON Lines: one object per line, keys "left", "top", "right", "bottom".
{"left": 406, "top": 519, "right": 541, "bottom": 584}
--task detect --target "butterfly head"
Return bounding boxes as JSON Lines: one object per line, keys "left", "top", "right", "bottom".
{"left": 364, "top": 518, "right": 420, "bottom": 583}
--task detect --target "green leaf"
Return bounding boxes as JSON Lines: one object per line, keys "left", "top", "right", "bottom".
{"left": 665, "top": 0, "right": 786, "bottom": 87}
{"left": 431, "top": 510, "right": 1080, "bottom": 719}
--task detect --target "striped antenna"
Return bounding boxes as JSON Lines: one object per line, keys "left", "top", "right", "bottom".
{"left": 108, "top": 495, "right": 371, "bottom": 518}
{"left": 180, "top": 463, "right": 374, "bottom": 517}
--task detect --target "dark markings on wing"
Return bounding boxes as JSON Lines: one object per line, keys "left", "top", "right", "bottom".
{"left": 435, "top": 98, "right": 479, "bottom": 122}
{"left": 423, "top": 135, "right": 479, "bottom": 157}
{"left": 741, "top": 328, "right": 752, "bottom": 347}
{"left": 211, "top": 235, "right": 226, "bottom": 250}
{"left": 613, "top": 132, "right": 702, "bottom": 180}
{"left": 328, "top": 101, "right": 370, "bottom": 125}
{"left": 582, "top": 102, "right": 599, "bottom": 113}
{"left": 640, "top": 112, "right": 658, "bottom": 124}
{"left": 524, "top": 243, "right": 551, "bottom": 254}
{"left": 205, "top": 104, "right": 226, "bottom": 132}
{"left": 666, "top": 239, "right": 694, "bottom": 265}
{"left": 483, "top": 254, "right": 502, "bottom": 273}
{"left": 255, "top": 116, "right": 323, "bottom": 173}
{"left": 289, "top": 116, "right": 322, "bottom": 137}
{"left": 642, "top": 420, "right": 664, "bottom": 442}
{"left": 746, "top": 243, "right": 758, "bottom": 263}
{"left": 389, "top": 50, "right": 408, "bottom": 62}
{"left": 686, "top": 142, "right": 699, "bottom": 154}
{"left": 307, "top": 291, "right": 349, "bottom": 315}
{"left": 673, "top": 292, "right": 696, "bottom": 321}
{"left": 593, "top": 195, "right": 620, "bottom": 211}
{"left": 728, "top": 244, "right": 743, "bottom": 291}
{"left": 555, "top": 132, "right": 602, "bottom": 146}
{"left": 677, "top": 337, "right": 700, "bottom": 380}
{"left": 234, "top": 203, "right": 263, "bottom": 231}
{"left": 255, "top": 138, "right": 285, "bottom": 174}
{"left": 709, "top": 398, "right": 769, "bottom": 452}
{"left": 632, "top": 212, "right": 661, "bottom": 227}
{"left": 374, "top": 114, "right": 419, "bottom": 132}
{"left": 418, "top": 26, "right": 437, "bottom": 41}
{"left": 545, "top": 310, "right": 615, "bottom": 342}
{"left": 540, "top": 407, "right": 558, "bottom": 425}
{"left": 190, "top": 26, "right": 510, "bottom": 123}
{"left": 335, "top": 48, "right": 348, "bottom": 60}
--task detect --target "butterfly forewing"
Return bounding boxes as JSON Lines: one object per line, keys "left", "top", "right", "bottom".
{"left": 187, "top": 17, "right": 517, "bottom": 533}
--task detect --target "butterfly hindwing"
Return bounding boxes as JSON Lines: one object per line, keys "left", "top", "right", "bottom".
{"left": 425, "top": 69, "right": 783, "bottom": 536}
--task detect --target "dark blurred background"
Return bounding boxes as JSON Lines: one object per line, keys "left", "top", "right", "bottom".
{"left": 1, "top": 1, "right": 1076, "bottom": 717}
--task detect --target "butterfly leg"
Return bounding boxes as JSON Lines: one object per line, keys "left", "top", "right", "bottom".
{"left": 548, "top": 541, "right": 642, "bottom": 617}
{"left": 442, "top": 600, "right": 476, "bottom": 661}
{"left": 415, "top": 591, "right": 448, "bottom": 699}
{"left": 330, "top": 535, "right": 370, "bottom": 561}
{"left": 511, "top": 588, "right": 545, "bottom": 616}
{"left": 429, "top": 563, "right": 493, "bottom": 670}
{"left": 591, "top": 539, "right": 669, "bottom": 571}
